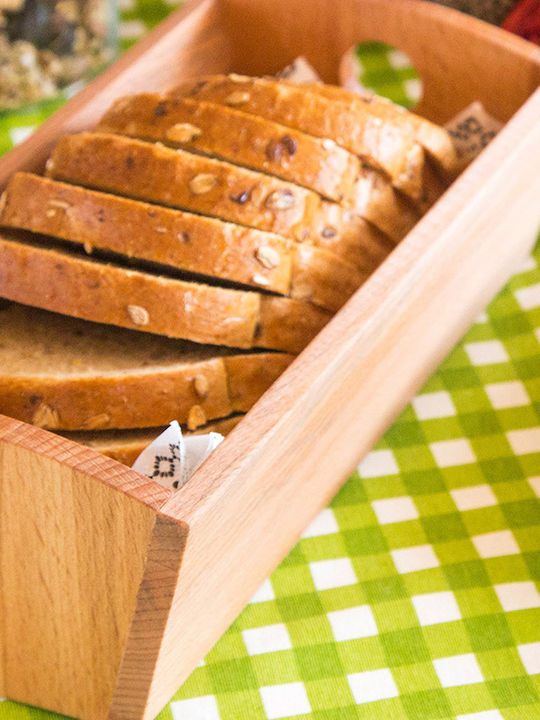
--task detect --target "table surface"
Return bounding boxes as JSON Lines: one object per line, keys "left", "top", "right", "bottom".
{"left": 0, "top": 3, "right": 539, "bottom": 719}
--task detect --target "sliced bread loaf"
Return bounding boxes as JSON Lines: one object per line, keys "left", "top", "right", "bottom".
{"left": 45, "top": 132, "right": 393, "bottom": 270}
{"left": 46, "top": 132, "right": 320, "bottom": 244}
{"left": 96, "top": 93, "right": 422, "bottom": 241}
{"left": 0, "top": 302, "right": 289, "bottom": 430}
{"left": 169, "top": 74, "right": 426, "bottom": 200}
{"left": 60, "top": 415, "right": 244, "bottom": 467}
{"left": 0, "top": 234, "right": 331, "bottom": 352}
{"left": 0, "top": 173, "right": 365, "bottom": 313}
{"left": 97, "top": 95, "right": 360, "bottom": 204}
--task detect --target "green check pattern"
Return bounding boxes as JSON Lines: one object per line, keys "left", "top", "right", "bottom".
{"left": 1, "top": 4, "right": 539, "bottom": 719}
{"left": 352, "top": 41, "right": 422, "bottom": 109}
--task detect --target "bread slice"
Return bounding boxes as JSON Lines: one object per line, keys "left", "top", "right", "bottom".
{"left": 46, "top": 132, "right": 320, "bottom": 244}
{"left": 0, "top": 234, "right": 331, "bottom": 352}
{"left": 1, "top": 173, "right": 292, "bottom": 295}
{"left": 0, "top": 302, "right": 289, "bottom": 430}
{"left": 302, "top": 82, "right": 460, "bottom": 180}
{"left": 0, "top": 173, "right": 364, "bottom": 313}
{"left": 353, "top": 169, "right": 421, "bottom": 241}
{"left": 45, "top": 132, "right": 394, "bottom": 271}
{"left": 315, "top": 202, "right": 395, "bottom": 269}
{"left": 60, "top": 415, "right": 244, "bottom": 467}
{"left": 97, "top": 93, "right": 423, "bottom": 241}
{"left": 169, "top": 74, "right": 425, "bottom": 200}
{"left": 97, "top": 94, "right": 360, "bottom": 204}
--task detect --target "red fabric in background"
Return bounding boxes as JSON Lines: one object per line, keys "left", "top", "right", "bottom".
{"left": 503, "top": 0, "right": 540, "bottom": 43}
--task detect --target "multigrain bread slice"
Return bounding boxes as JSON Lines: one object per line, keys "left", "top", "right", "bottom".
{"left": 0, "top": 173, "right": 365, "bottom": 312}
{"left": 60, "top": 415, "right": 244, "bottom": 467}
{"left": 96, "top": 93, "right": 422, "bottom": 241}
{"left": 46, "top": 132, "right": 320, "bottom": 244}
{"left": 302, "top": 82, "right": 460, "bottom": 180}
{"left": 169, "top": 74, "right": 426, "bottom": 200}
{"left": 97, "top": 95, "right": 360, "bottom": 204}
{"left": 0, "top": 302, "right": 290, "bottom": 430}
{"left": 0, "top": 234, "right": 331, "bottom": 352}
{"left": 45, "top": 132, "right": 394, "bottom": 270}
{"left": 314, "top": 202, "right": 395, "bottom": 269}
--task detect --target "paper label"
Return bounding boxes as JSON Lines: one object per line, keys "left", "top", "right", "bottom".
{"left": 131, "top": 420, "right": 224, "bottom": 491}
{"left": 444, "top": 100, "right": 503, "bottom": 163}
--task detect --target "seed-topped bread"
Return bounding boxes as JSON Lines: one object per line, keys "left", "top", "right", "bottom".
{"left": 96, "top": 93, "right": 423, "bottom": 242}
{"left": 169, "top": 74, "right": 426, "bottom": 200}
{"left": 45, "top": 132, "right": 394, "bottom": 269}
{"left": 0, "top": 173, "right": 366, "bottom": 312}
{"left": 0, "top": 233, "right": 331, "bottom": 352}
{"left": 46, "top": 132, "right": 320, "bottom": 244}
{"left": 98, "top": 95, "right": 360, "bottom": 204}
{"left": 0, "top": 302, "right": 290, "bottom": 430}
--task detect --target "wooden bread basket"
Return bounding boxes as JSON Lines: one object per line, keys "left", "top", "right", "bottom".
{"left": 0, "top": 0, "right": 539, "bottom": 718}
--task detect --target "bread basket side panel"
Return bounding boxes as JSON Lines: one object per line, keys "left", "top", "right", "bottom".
{"left": 0, "top": 417, "right": 160, "bottom": 720}
{"left": 221, "top": 0, "right": 540, "bottom": 122}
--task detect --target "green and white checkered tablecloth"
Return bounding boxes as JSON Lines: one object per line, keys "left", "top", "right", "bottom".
{"left": 1, "top": 5, "right": 539, "bottom": 719}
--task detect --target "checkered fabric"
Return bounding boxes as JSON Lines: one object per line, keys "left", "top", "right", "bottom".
{"left": 350, "top": 41, "right": 422, "bottom": 108}
{"left": 0, "top": 4, "right": 539, "bottom": 719}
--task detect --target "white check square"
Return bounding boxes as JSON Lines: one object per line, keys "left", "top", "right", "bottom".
{"left": 371, "top": 496, "right": 418, "bottom": 525}
{"left": 413, "top": 391, "right": 456, "bottom": 420}
{"left": 412, "top": 591, "right": 461, "bottom": 626}
{"left": 242, "top": 624, "right": 292, "bottom": 656}
{"left": 485, "top": 381, "right": 530, "bottom": 409}
{"left": 391, "top": 544, "right": 439, "bottom": 574}
{"left": 457, "top": 712, "right": 504, "bottom": 720}
{"left": 430, "top": 439, "right": 476, "bottom": 467}
{"left": 507, "top": 427, "right": 540, "bottom": 455}
{"left": 515, "top": 281, "right": 540, "bottom": 310}
{"left": 433, "top": 653, "right": 484, "bottom": 687}
{"left": 494, "top": 582, "right": 540, "bottom": 612}
{"left": 171, "top": 695, "right": 220, "bottom": 720}
{"left": 309, "top": 558, "right": 357, "bottom": 590}
{"left": 518, "top": 642, "right": 540, "bottom": 675}
{"left": 529, "top": 476, "right": 540, "bottom": 498}
{"left": 260, "top": 682, "right": 311, "bottom": 719}
{"left": 472, "top": 530, "right": 520, "bottom": 558}
{"left": 327, "top": 605, "right": 378, "bottom": 641}
{"left": 450, "top": 484, "right": 498, "bottom": 511}
{"left": 347, "top": 668, "right": 398, "bottom": 704}
{"left": 302, "top": 508, "right": 339, "bottom": 538}
{"left": 249, "top": 579, "right": 275, "bottom": 604}
{"left": 358, "top": 449, "right": 399, "bottom": 478}
{"left": 465, "top": 340, "right": 509, "bottom": 365}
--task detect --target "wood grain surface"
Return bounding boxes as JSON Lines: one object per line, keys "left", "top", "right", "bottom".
{"left": 0, "top": 0, "right": 539, "bottom": 718}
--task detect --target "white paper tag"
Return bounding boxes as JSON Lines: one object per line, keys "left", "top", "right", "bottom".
{"left": 445, "top": 101, "right": 503, "bottom": 163}
{"left": 131, "top": 420, "right": 224, "bottom": 491}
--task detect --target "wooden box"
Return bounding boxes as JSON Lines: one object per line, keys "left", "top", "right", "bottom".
{"left": 0, "top": 1, "right": 539, "bottom": 718}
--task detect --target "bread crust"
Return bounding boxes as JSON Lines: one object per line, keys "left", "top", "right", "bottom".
{"left": 46, "top": 132, "right": 320, "bottom": 243}
{"left": 301, "top": 82, "right": 460, "bottom": 179}
{"left": 169, "top": 74, "right": 425, "bottom": 200}
{"left": 1, "top": 173, "right": 292, "bottom": 295}
{"left": 1, "top": 173, "right": 365, "bottom": 313}
{"left": 97, "top": 94, "right": 422, "bottom": 241}
{"left": 97, "top": 95, "right": 360, "bottom": 203}
{"left": 0, "top": 234, "right": 330, "bottom": 352}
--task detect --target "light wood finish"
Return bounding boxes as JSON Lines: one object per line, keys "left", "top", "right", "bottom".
{"left": 0, "top": 0, "right": 539, "bottom": 719}
{"left": 0, "top": 415, "right": 178, "bottom": 718}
